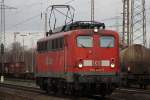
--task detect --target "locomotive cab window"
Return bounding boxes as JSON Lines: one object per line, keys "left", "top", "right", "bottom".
{"left": 100, "top": 36, "right": 115, "bottom": 48}
{"left": 77, "top": 36, "right": 93, "bottom": 48}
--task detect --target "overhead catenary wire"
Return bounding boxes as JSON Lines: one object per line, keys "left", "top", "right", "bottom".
{"left": 8, "top": 10, "right": 123, "bottom": 31}
{"left": 7, "top": 13, "right": 41, "bottom": 30}
{"left": 7, "top": 0, "right": 77, "bottom": 31}
{"left": 18, "top": 2, "right": 43, "bottom": 9}
{"left": 13, "top": 2, "right": 43, "bottom": 16}
{"left": 7, "top": 0, "right": 149, "bottom": 33}
{"left": 106, "top": 24, "right": 122, "bottom": 28}
{"left": 101, "top": 16, "right": 122, "bottom": 21}
{"left": 8, "top": 0, "right": 123, "bottom": 32}
{"left": 4, "top": 1, "right": 45, "bottom": 31}
{"left": 64, "top": 0, "right": 76, "bottom": 4}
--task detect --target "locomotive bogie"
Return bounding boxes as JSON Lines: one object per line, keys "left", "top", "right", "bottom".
{"left": 36, "top": 74, "right": 118, "bottom": 96}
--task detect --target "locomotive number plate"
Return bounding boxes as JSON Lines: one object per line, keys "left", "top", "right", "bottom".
{"left": 95, "top": 68, "right": 105, "bottom": 72}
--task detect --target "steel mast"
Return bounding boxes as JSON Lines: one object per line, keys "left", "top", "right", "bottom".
{"left": 91, "top": 0, "right": 94, "bottom": 22}
{"left": 122, "top": 0, "right": 147, "bottom": 47}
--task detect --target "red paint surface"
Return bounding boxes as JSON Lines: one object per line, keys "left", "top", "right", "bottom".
{"left": 36, "top": 29, "right": 120, "bottom": 75}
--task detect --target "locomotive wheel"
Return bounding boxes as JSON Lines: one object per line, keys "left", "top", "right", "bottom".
{"left": 46, "top": 82, "right": 54, "bottom": 94}
{"left": 46, "top": 79, "right": 58, "bottom": 94}
{"left": 101, "top": 94, "right": 106, "bottom": 98}
{"left": 126, "top": 81, "right": 131, "bottom": 88}
{"left": 139, "top": 84, "right": 147, "bottom": 89}
{"left": 139, "top": 84, "right": 142, "bottom": 89}
{"left": 57, "top": 80, "right": 65, "bottom": 95}
{"left": 46, "top": 85, "right": 52, "bottom": 94}
{"left": 80, "top": 84, "right": 91, "bottom": 97}
{"left": 65, "top": 83, "right": 74, "bottom": 95}
{"left": 40, "top": 79, "right": 48, "bottom": 91}
{"left": 74, "top": 83, "right": 92, "bottom": 97}
{"left": 73, "top": 87, "right": 82, "bottom": 97}
{"left": 143, "top": 85, "right": 147, "bottom": 89}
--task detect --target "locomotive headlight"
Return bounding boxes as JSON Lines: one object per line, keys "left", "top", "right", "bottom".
{"left": 78, "top": 63, "right": 83, "bottom": 68}
{"left": 128, "top": 67, "right": 131, "bottom": 72}
{"left": 94, "top": 27, "right": 98, "bottom": 33}
{"left": 110, "top": 63, "right": 115, "bottom": 68}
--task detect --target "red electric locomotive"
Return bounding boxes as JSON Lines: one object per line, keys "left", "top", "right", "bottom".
{"left": 36, "top": 21, "right": 120, "bottom": 96}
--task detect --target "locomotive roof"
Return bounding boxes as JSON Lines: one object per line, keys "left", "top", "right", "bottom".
{"left": 48, "top": 21, "right": 105, "bottom": 34}
{"left": 38, "top": 29, "right": 118, "bottom": 42}
{"left": 38, "top": 20, "right": 119, "bottom": 43}
{"left": 63, "top": 21, "right": 106, "bottom": 32}
{"left": 38, "top": 31, "right": 71, "bottom": 42}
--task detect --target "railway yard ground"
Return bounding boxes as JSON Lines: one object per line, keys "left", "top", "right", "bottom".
{"left": 2, "top": 78, "right": 37, "bottom": 88}
{"left": 0, "top": 78, "right": 149, "bottom": 100}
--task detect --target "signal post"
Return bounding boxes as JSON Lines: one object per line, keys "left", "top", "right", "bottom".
{"left": 0, "top": 43, "right": 4, "bottom": 83}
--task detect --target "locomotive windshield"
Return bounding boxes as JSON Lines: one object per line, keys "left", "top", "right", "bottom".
{"left": 100, "top": 36, "right": 115, "bottom": 48}
{"left": 77, "top": 36, "right": 93, "bottom": 47}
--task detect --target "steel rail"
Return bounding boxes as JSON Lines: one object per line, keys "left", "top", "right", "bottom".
{"left": 0, "top": 83, "right": 44, "bottom": 93}
{"left": 0, "top": 82, "right": 121, "bottom": 100}
{"left": 115, "top": 88, "right": 150, "bottom": 95}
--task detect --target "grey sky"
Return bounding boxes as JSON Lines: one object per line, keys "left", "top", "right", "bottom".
{"left": 5, "top": 0, "right": 122, "bottom": 32}
{"left": 2, "top": 0, "right": 150, "bottom": 47}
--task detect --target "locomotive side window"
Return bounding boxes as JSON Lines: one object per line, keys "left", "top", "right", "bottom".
{"left": 37, "top": 42, "right": 40, "bottom": 51}
{"left": 38, "top": 37, "right": 64, "bottom": 52}
{"left": 77, "top": 36, "right": 93, "bottom": 48}
{"left": 59, "top": 38, "right": 64, "bottom": 49}
{"left": 48, "top": 37, "right": 64, "bottom": 50}
{"left": 100, "top": 36, "right": 114, "bottom": 48}
{"left": 44, "top": 41, "right": 48, "bottom": 50}
{"left": 52, "top": 40, "right": 55, "bottom": 49}
{"left": 48, "top": 40, "right": 52, "bottom": 50}
{"left": 37, "top": 41, "right": 48, "bottom": 52}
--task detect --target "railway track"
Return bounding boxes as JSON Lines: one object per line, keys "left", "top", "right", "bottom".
{"left": 110, "top": 88, "right": 150, "bottom": 100}
{"left": 115, "top": 88, "right": 150, "bottom": 94}
{"left": 0, "top": 82, "right": 71, "bottom": 100}
{"left": 1, "top": 81, "right": 150, "bottom": 100}
{"left": 0, "top": 82, "right": 43, "bottom": 94}
{"left": 5, "top": 78, "right": 34, "bottom": 83}
{"left": 0, "top": 82, "right": 118, "bottom": 100}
